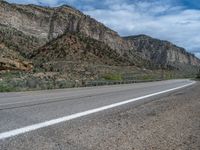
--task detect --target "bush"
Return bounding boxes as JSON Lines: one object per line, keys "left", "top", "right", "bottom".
{"left": 196, "top": 70, "right": 200, "bottom": 79}
{"left": 103, "top": 73, "right": 122, "bottom": 81}
{"left": 0, "top": 83, "right": 16, "bottom": 92}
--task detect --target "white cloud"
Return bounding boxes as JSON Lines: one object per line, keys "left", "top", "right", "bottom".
{"left": 7, "top": 0, "right": 60, "bottom": 6}
{"left": 195, "top": 53, "right": 200, "bottom": 58}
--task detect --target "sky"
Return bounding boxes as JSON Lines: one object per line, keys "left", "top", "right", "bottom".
{"left": 6, "top": 0, "right": 200, "bottom": 58}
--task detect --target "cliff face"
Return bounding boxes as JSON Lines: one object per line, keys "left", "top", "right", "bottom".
{"left": 0, "top": 1, "right": 52, "bottom": 41}
{"left": 0, "top": 0, "right": 199, "bottom": 73}
{"left": 0, "top": 1, "right": 127, "bottom": 55}
{"left": 124, "top": 35, "right": 200, "bottom": 68}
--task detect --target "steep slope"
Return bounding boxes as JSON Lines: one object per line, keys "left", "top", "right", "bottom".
{"left": 0, "top": 23, "right": 43, "bottom": 56}
{"left": 124, "top": 35, "right": 200, "bottom": 69}
{"left": 28, "top": 33, "right": 153, "bottom": 84}
{"left": 0, "top": 0, "right": 199, "bottom": 74}
{"left": 0, "top": 22, "right": 41, "bottom": 72}
{"left": 0, "top": 0, "right": 155, "bottom": 66}
{"left": 31, "top": 32, "right": 130, "bottom": 67}
{"left": 31, "top": 32, "right": 154, "bottom": 72}
{"left": 0, "top": 0, "right": 127, "bottom": 55}
{"left": 1, "top": 0, "right": 199, "bottom": 70}
{"left": 0, "top": 43, "right": 33, "bottom": 71}
{"left": 0, "top": 0, "right": 200, "bottom": 91}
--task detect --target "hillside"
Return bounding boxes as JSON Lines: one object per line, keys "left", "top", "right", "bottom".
{"left": 0, "top": 0, "right": 199, "bottom": 70}
{"left": 31, "top": 32, "right": 157, "bottom": 70}
{"left": 124, "top": 35, "right": 200, "bottom": 68}
{"left": 31, "top": 32, "right": 130, "bottom": 67}
{"left": 0, "top": 43, "right": 32, "bottom": 71}
{"left": 28, "top": 32, "right": 160, "bottom": 83}
{"left": 0, "top": 23, "right": 43, "bottom": 57}
{"left": 0, "top": 0, "right": 127, "bottom": 53}
{"left": 0, "top": 0, "right": 200, "bottom": 91}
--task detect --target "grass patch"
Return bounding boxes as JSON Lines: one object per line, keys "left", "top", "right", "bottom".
{"left": 0, "top": 71, "right": 23, "bottom": 80}
{"left": 0, "top": 83, "right": 16, "bottom": 92}
{"left": 103, "top": 73, "right": 122, "bottom": 81}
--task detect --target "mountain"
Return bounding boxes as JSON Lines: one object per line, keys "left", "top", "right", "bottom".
{"left": 29, "top": 32, "right": 158, "bottom": 82}
{"left": 31, "top": 32, "right": 130, "bottom": 66}
{"left": 124, "top": 35, "right": 200, "bottom": 69}
{"left": 0, "top": 0, "right": 199, "bottom": 90}
{"left": 0, "top": 0, "right": 153, "bottom": 69}
{"left": 0, "top": 0, "right": 127, "bottom": 53}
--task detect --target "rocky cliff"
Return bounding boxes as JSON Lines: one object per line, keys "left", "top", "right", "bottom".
{"left": 124, "top": 35, "right": 200, "bottom": 68}
{"left": 0, "top": 0, "right": 149, "bottom": 69}
{"left": 0, "top": 0, "right": 127, "bottom": 55}
{"left": 0, "top": 0, "right": 199, "bottom": 73}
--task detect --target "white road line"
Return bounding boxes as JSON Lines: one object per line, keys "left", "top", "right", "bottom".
{"left": 0, "top": 81, "right": 195, "bottom": 140}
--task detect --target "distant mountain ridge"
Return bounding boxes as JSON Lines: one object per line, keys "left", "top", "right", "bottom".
{"left": 124, "top": 35, "right": 200, "bottom": 68}
{"left": 0, "top": 0, "right": 199, "bottom": 74}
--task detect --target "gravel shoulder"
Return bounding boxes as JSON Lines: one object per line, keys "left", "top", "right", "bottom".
{"left": 0, "top": 82, "right": 200, "bottom": 150}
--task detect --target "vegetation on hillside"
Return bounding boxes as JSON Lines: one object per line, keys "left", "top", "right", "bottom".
{"left": 0, "top": 1, "right": 200, "bottom": 92}
{"left": 196, "top": 69, "right": 200, "bottom": 79}
{"left": 31, "top": 32, "right": 132, "bottom": 66}
{"left": 103, "top": 73, "right": 122, "bottom": 81}
{"left": 0, "top": 24, "right": 44, "bottom": 57}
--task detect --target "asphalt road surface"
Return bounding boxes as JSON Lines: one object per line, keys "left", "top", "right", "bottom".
{"left": 0, "top": 79, "right": 199, "bottom": 150}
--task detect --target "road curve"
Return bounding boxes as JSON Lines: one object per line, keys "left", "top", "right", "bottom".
{"left": 0, "top": 79, "right": 195, "bottom": 140}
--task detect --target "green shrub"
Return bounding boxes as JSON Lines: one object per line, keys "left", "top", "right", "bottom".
{"left": 0, "top": 71, "right": 23, "bottom": 80}
{"left": 103, "top": 73, "right": 122, "bottom": 81}
{"left": 196, "top": 70, "right": 200, "bottom": 79}
{"left": 0, "top": 84, "right": 16, "bottom": 92}
{"left": 138, "top": 75, "right": 153, "bottom": 80}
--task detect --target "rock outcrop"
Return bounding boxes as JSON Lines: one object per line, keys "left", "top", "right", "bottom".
{"left": 0, "top": 0, "right": 199, "bottom": 73}
{"left": 124, "top": 35, "right": 200, "bottom": 68}
{"left": 0, "top": 44, "right": 33, "bottom": 71}
{"left": 0, "top": 1, "right": 127, "bottom": 54}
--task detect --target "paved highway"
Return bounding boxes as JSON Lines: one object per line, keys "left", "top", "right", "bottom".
{"left": 0, "top": 79, "right": 195, "bottom": 141}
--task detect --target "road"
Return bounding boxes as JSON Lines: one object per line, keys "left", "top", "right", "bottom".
{"left": 0, "top": 79, "right": 198, "bottom": 149}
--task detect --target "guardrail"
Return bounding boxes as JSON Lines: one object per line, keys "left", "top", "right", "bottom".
{"left": 84, "top": 79, "right": 163, "bottom": 87}
{"left": 0, "top": 78, "right": 164, "bottom": 92}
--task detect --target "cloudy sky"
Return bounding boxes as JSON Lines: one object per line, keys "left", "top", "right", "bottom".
{"left": 6, "top": 0, "right": 200, "bottom": 58}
